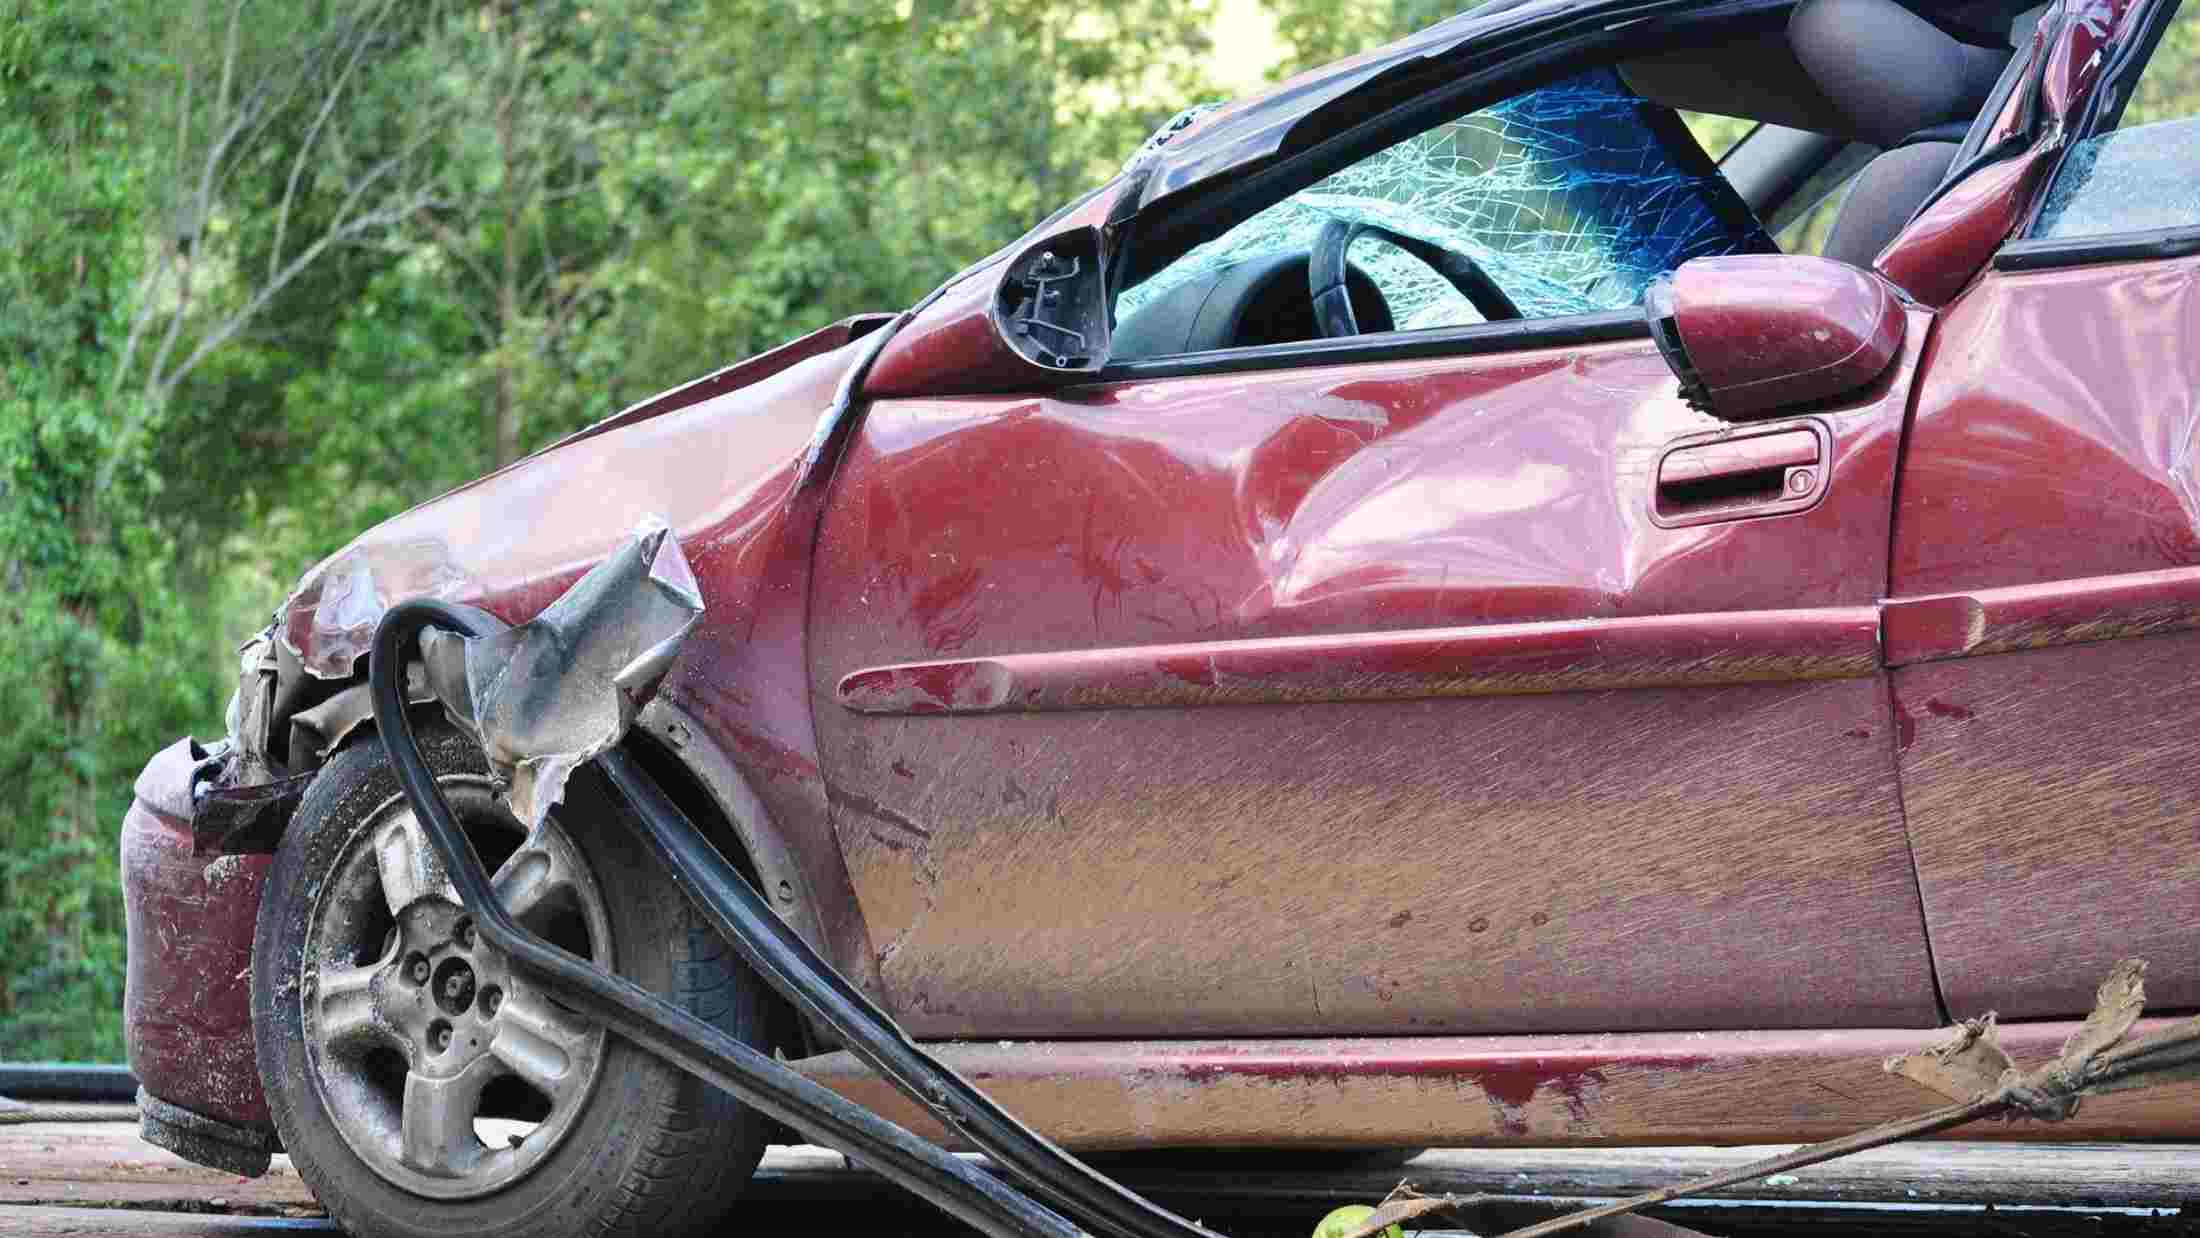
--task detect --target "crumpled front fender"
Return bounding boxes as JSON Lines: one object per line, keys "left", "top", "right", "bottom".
{"left": 262, "top": 328, "right": 882, "bottom": 985}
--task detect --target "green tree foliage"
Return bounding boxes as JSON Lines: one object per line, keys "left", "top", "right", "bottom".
{"left": 0, "top": 0, "right": 191, "bottom": 1059}
{"left": 1263, "top": 0, "right": 1463, "bottom": 76}
{"left": 0, "top": 0, "right": 1220, "bottom": 1060}
{"left": 2125, "top": 5, "right": 2200, "bottom": 126}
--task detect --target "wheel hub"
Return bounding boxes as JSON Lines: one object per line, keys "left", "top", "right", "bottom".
{"left": 386, "top": 907, "right": 500, "bottom": 1069}
{"left": 430, "top": 945, "right": 478, "bottom": 1017}
{"left": 300, "top": 780, "right": 611, "bottom": 1200}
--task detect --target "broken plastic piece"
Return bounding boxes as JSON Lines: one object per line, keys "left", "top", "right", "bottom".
{"left": 280, "top": 538, "right": 474, "bottom": 679}
{"left": 192, "top": 768, "right": 316, "bottom": 856}
{"left": 428, "top": 517, "right": 703, "bottom": 826}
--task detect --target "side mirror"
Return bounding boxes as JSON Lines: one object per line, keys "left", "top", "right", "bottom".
{"left": 1645, "top": 255, "right": 1905, "bottom": 421}
{"left": 863, "top": 226, "right": 1111, "bottom": 397}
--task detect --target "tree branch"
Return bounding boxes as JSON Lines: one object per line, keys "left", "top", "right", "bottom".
{"left": 269, "top": 0, "right": 392, "bottom": 286}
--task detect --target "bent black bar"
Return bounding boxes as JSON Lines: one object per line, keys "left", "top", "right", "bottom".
{"left": 0, "top": 1063, "right": 138, "bottom": 1102}
{"left": 368, "top": 598, "right": 1085, "bottom": 1238}
{"left": 597, "top": 747, "right": 1221, "bottom": 1238}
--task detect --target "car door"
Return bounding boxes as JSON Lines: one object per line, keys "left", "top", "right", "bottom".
{"left": 1884, "top": 0, "right": 2200, "bottom": 1019}
{"left": 807, "top": 63, "right": 1942, "bottom": 1040}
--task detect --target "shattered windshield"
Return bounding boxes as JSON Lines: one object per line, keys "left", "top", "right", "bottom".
{"left": 1118, "top": 68, "right": 1774, "bottom": 332}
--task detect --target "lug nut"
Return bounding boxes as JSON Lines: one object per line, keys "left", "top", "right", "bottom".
{"left": 454, "top": 918, "right": 474, "bottom": 950}
{"left": 407, "top": 956, "right": 430, "bottom": 984}
{"left": 429, "top": 1022, "right": 452, "bottom": 1053}
{"left": 480, "top": 986, "right": 502, "bottom": 1016}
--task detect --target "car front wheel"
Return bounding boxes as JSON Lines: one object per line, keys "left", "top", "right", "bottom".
{"left": 251, "top": 721, "right": 769, "bottom": 1238}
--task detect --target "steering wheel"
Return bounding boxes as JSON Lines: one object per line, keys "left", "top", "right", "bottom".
{"left": 1309, "top": 218, "right": 1521, "bottom": 337}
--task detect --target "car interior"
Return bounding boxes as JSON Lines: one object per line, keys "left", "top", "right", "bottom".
{"left": 1630, "top": 0, "right": 2047, "bottom": 265}
{"left": 1111, "top": 0, "right": 2052, "bottom": 362}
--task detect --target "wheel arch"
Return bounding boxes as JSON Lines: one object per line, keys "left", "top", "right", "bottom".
{"left": 291, "top": 682, "right": 818, "bottom": 1055}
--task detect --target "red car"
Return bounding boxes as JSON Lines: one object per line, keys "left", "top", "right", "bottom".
{"left": 121, "top": 0, "right": 2200, "bottom": 1233}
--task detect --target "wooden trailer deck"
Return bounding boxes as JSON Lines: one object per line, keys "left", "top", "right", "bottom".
{"left": 3, "top": 1109, "right": 2194, "bottom": 1236}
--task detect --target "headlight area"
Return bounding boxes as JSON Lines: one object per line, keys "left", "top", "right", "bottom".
{"left": 193, "top": 627, "right": 443, "bottom": 854}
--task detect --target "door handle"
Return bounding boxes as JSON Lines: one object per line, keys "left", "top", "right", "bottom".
{"left": 1652, "top": 424, "right": 1829, "bottom": 526}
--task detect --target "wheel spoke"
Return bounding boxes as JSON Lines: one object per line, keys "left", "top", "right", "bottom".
{"left": 316, "top": 961, "right": 398, "bottom": 1052}
{"left": 490, "top": 987, "right": 597, "bottom": 1108}
{"left": 490, "top": 827, "right": 583, "bottom": 930}
{"left": 399, "top": 1065, "right": 489, "bottom": 1178}
{"left": 372, "top": 815, "right": 454, "bottom": 916}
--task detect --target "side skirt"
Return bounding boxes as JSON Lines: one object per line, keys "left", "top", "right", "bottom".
{"left": 796, "top": 1021, "right": 2200, "bottom": 1150}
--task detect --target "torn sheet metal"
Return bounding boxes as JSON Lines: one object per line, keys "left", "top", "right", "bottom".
{"left": 423, "top": 517, "right": 703, "bottom": 826}
{"left": 1121, "top": 102, "right": 1226, "bottom": 176}
{"left": 287, "top": 665, "right": 433, "bottom": 770}
{"left": 192, "top": 648, "right": 441, "bottom": 854}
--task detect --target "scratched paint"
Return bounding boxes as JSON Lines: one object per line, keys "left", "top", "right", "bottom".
{"left": 791, "top": 1022, "right": 2200, "bottom": 1149}
{"left": 122, "top": 761, "right": 274, "bottom": 1126}
{"left": 1896, "top": 633, "right": 2200, "bottom": 1019}
{"left": 1889, "top": 249, "right": 2200, "bottom": 1023}
{"left": 811, "top": 316, "right": 1939, "bottom": 1039}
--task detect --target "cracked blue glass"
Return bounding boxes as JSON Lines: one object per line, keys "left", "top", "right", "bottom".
{"left": 1118, "top": 67, "right": 1773, "bottom": 330}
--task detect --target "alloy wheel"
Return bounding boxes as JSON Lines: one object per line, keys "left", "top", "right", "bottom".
{"left": 301, "top": 779, "right": 611, "bottom": 1200}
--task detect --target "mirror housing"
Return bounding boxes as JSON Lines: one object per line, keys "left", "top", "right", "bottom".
{"left": 863, "top": 227, "right": 1111, "bottom": 397}
{"left": 1645, "top": 255, "right": 1905, "bottom": 421}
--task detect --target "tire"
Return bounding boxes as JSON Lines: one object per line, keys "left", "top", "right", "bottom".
{"left": 252, "top": 722, "right": 770, "bottom": 1238}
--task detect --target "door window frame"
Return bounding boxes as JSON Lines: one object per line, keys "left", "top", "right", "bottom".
{"left": 1095, "top": 4, "right": 1796, "bottom": 384}
{"left": 1995, "top": 0, "right": 2198, "bottom": 271}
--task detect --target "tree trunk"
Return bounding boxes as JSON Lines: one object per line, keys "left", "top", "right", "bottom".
{"left": 494, "top": 39, "right": 520, "bottom": 469}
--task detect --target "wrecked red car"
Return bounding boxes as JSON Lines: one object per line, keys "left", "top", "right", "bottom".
{"left": 122, "top": 0, "right": 2200, "bottom": 1232}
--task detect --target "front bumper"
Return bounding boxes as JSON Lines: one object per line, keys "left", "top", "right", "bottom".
{"left": 120, "top": 737, "right": 275, "bottom": 1169}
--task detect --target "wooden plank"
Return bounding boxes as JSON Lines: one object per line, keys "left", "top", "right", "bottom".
{"left": 0, "top": 1207, "right": 335, "bottom": 1236}
{"left": 0, "top": 1125, "right": 313, "bottom": 1216}
{"left": 7, "top": 1116, "right": 2195, "bottom": 1230}
{"left": 1103, "top": 1143, "right": 2200, "bottom": 1209}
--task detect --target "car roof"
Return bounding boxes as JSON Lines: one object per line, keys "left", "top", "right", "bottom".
{"left": 1128, "top": 0, "right": 1715, "bottom": 208}
{"left": 1128, "top": 0, "right": 2035, "bottom": 209}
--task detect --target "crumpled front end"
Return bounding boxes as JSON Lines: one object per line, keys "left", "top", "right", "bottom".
{"left": 120, "top": 624, "right": 435, "bottom": 1175}
{"left": 119, "top": 322, "right": 883, "bottom": 1175}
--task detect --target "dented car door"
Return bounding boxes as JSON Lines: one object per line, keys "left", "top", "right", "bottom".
{"left": 801, "top": 48, "right": 1966, "bottom": 1040}
{"left": 808, "top": 326, "right": 1945, "bottom": 1040}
